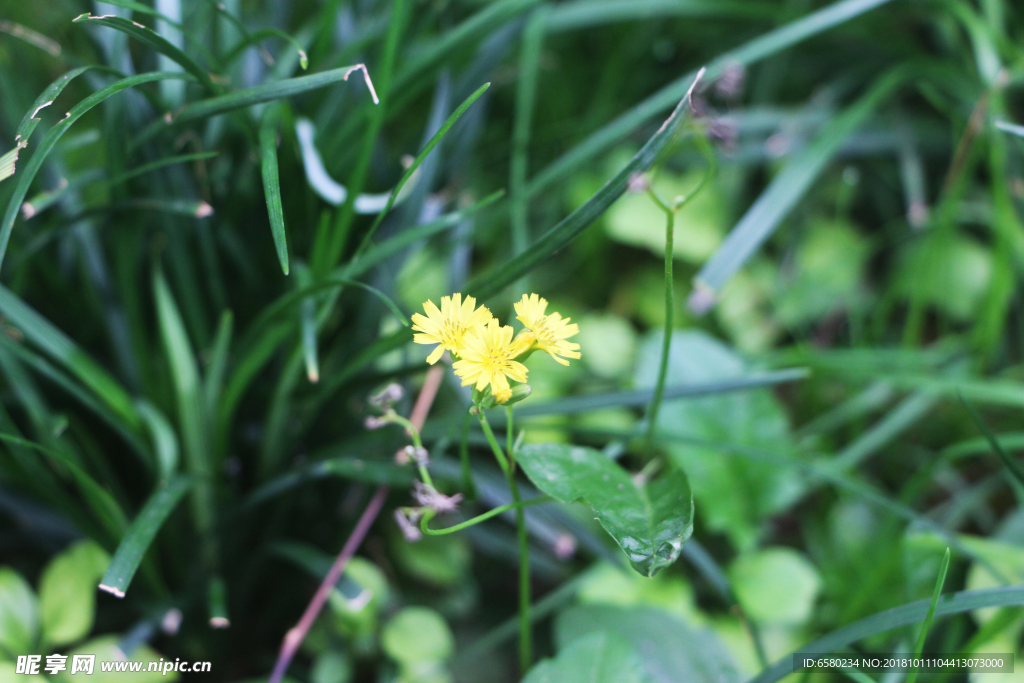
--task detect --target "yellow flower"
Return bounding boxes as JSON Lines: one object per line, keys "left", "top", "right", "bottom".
{"left": 411, "top": 293, "right": 492, "bottom": 364}
{"left": 514, "top": 293, "right": 581, "bottom": 366}
{"left": 453, "top": 319, "right": 530, "bottom": 403}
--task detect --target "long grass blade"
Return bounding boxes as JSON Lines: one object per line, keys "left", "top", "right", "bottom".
{"left": 526, "top": 0, "right": 895, "bottom": 198}
{"left": 691, "top": 68, "right": 910, "bottom": 309}
{"left": 959, "top": 394, "right": 1024, "bottom": 488}
{"left": 0, "top": 433, "right": 127, "bottom": 542}
{"left": 72, "top": 14, "right": 216, "bottom": 92}
{"left": 259, "top": 109, "right": 290, "bottom": 275}
{"left": 98, "top": 475, "right": 191, "bottom": 597}
{"left": 905, "top": 548, "right": 950, "bottom": 683}
{"left": 469, "top": 71, "right": 700, "bottom": 299}
{"left": 154, "top": 272, "right": 215, "bottom": 567}
{"left": 349, "top": 82, "right": 491, "bottom": 263}
{"left": 546, "top": 0, "right": 774, "bottom": 31}
{"left": 749, "top": 584, "right": 1024, "bottom": 683}
{"left": 0, "top": 286, "right": 142, "bottom": 432}
{"left": 0, "top": 71, "right": 191, "bottom": 273}
{"left": 0, "top": 147, "right": 17, "bottom": 184}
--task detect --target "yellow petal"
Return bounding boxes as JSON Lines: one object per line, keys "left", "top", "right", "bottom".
{"left": 426, "top": 345, "right": 445, "bottom": 364}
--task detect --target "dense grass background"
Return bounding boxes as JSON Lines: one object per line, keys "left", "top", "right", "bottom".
{"left": 1, "top": 0, "right": 1024, "bottom": 681}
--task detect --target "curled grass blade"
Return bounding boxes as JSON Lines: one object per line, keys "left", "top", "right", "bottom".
{"left": 259, "top": 109, "right": 290, "bottom": 275}
{"left": 15, "top": 66, "right": 96, "bottom": 145}
{"left": 98, "top": 475, "right": 191, "bottom": 598}
{"left": 0, "top": 71, "right": 192, "bottom": 273}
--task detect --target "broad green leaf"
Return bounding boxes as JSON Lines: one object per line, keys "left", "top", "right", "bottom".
{"left": 729, "top": 547, "right": 821, "bottom": 626}
{"left": 390, "top": 533, "right": 471, "bottom": 587}
{"left": 774, "top": 218, "right": 871, "bottom": 326}
{"left": 556, "top": 605, "right": 741, "bottom": 683}
{"left": 523, "top": 631, "right": 647, "bottom": 683}
{"left": 516, "top": 442, "right": 693, "bottom": 576}
{"left": 896, "top": 229, "right": 992, "bottom": 321}
{"left": 0, "top": 568, "right": 39, "bottom": 658}
{"left": 636, "top": 330, "right": 800, "bottom": 550}
{"left": 99, "top": 476, "right": 191, "bottom": 598}
{"left": 52, "top": 636, "right": 175, "bottom": 683}
{"left": 39, "top": 540, "right": 110, "bottom": 647}
{"left": 382, "top": 607, "right": 454, "bottom": 664}
{"left": 311, "top": 651, "right": 351, "bottom": 683}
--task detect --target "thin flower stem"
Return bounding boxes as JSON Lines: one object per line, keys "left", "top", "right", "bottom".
{"left": 419, "top": 496, "right": 547, "bottom": 535}
{"left": 644, "top": 189, "right": 675, "bottom": 455}
{"left": 506, "top": 404, "right": 532, "bottom": 673}
{"left": 478, "top": 411, "right": 510, "bottom": 475}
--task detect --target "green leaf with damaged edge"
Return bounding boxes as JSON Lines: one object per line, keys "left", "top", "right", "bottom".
{"left": 39, "top": 540, "right": 110, "bottom": 648}
{"left": 516, "top": 442, "right": 693, "bottom": 576}
{"left": 523, "top": 631, "right": 647, "bottom": 683}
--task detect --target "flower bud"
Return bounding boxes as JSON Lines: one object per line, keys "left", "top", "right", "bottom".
{"left": 506, "top": 384, "right": 532, "bottom": 405}
{"left": 365, "top": 415, "right": 388, "bottom": 430}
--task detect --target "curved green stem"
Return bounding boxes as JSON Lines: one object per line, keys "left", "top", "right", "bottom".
{"left": 506, "top": 404, "right": 531, "bottom": 672}
{"left": 419, "top": 496, "right": 547, "bottom": 535}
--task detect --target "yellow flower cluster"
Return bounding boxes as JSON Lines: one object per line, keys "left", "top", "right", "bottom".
{"left": 411, "top": 293, "right": 581, "bottom": 404}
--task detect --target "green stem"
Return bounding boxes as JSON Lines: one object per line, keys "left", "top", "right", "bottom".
{"left": 507, "top": 402, "right": 531, "bottom": 673}
{"left": 478, "top": 411, "right": 510, "bottom": 475}
{"left": 644, "top": 189, "right": 675, "bottom": 455}
{"left": 459, "top": 411, "right": 476, "bottom": 501}
{"left": 419, "top": 496, "right": 547, "bottom": 535}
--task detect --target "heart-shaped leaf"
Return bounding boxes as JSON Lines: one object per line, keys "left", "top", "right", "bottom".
{"left": 516, "top": 442, "right": 693, "bottom": 576}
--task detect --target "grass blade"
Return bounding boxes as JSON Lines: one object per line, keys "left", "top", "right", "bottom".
{"left": 0, "top": 147, "right": 17, "bottom": 184}
{"left": 137, "top": 401, "right": 179, "bottom": 485}
{"left": 15, "top": 66, "right": 95, "bottom": 145}
{"left": 995, "top": 120, "right": 1024, "bottom": 138}
{"left": 98, "top": 475, "right": 191, "bottom": 597}
{"left": 349, "top": 82, "right": 492, "bottom": 263}
{"left": 204, "top": 310, "right": 233, "bottom": 420}
{"left": 905, "top": 548, "right": 951, "bottom": 683}
{"left": 490, "top": 369, "right": 809, "bottom": 419}
{"left": 0, "top": 433, "right": 127, "bottom": 542}
{"left": 469, "top": 71, "right": 700, "bottom": 299}
{"left": 72, "top": 14, "right": 216, "bottom": 92}
{"left": 169, "top": 64, "right": 376, "bottom": 126}
{"left": 546, "top": 0, "right": 774, "bottom": 31}
{"left": 259, "top": 109, "right": 290, "bottom": 275}
{"left": 959, "top": 394, "right": 1024, "bottom": 488}
{"left": 0, "top": 285, "right": 142, "bottom": 433}
{"left": 154, "top": 272, "right": 215, "bottom": 567}
{"left": 0, "top": 71, "right": 191, "bottom": 273}
{"left": 526, "top": 0, "right": 895, "bottom": 198}
{"left": 691, "top": 68, "right": 910, "bottom": 308}
{"left": 509, "top": 6, "right": 548, "bottom": 266}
